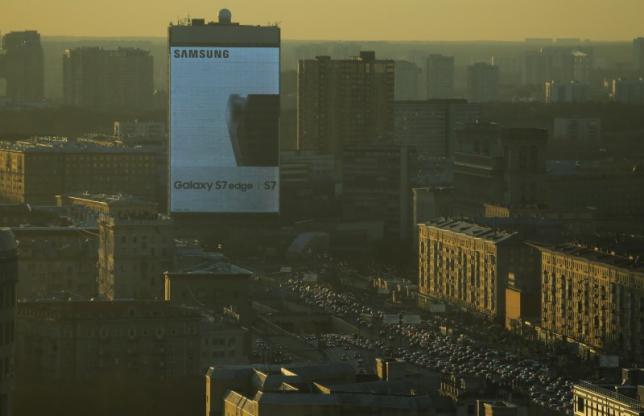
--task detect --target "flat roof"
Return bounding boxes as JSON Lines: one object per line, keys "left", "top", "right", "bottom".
{"left": 531, "top": 243, "right": 644, "bottom": 273}
{"left": 421, "top": 218, "right": 517, "bottom": 244}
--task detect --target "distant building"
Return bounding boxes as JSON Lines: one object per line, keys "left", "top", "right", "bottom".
{"left": 94, "top": 194, "right": 175, "bottom": 300}
{"left": 13, "top": 226, "right": 98, "bottom": 300}
{"left": 394, "top": 99, "right": 480, "bottom": 157}
{"left": 63, "top": 47, "right": 153, "bottom": 111}
{"left": 298, "top": 52, "right": 395, "bottom": 155}
{"left": 418, "top": 219, "right": 539, "bottom": 321}
{"left": 535, "top": 243, "right": 644, "bottom": 363}
{"left": 342, "top": 145, "right": 414, "bottom": 240}
{"left": 467, "top": 63, "right": 499, "bottom": 103}
{"left": 611, "top": 79, "right": 644, "bottom": 104}
{"left": 546, "top": 159, "right": 644, "bottom": 219}
{"left": 634, "top": 38, "right": 644, "bottom": 74}
{"left": 453, "top": 124, "right": 548, "bottom": 217}
{"left": 545, "top": 80, "right": 590, "bottom": 103}
{"left": 573, "top": 370, "right": 644, "bottom": 416}
{"left": 395, "top": 60, "right": 421, "bottom": 100}
{"left": 0, "top": 229, "right": 17, "bottom": 416}
{"left": 0, "top": 137, "right": 160, "bottom": 205}
{"left": 552, "top": 118, "right": 601, "bottom": 147}
{"left": 523, "top": 47, "right": 594, "bottom": 87}
{"left": 427, "top": 54, "right": 455, "bottom": 99}
{"left": 0, "top": 31, "right": 44, "bottom": 102}
{"left": 207, "top": 359, "right": 440, "bottom": 416}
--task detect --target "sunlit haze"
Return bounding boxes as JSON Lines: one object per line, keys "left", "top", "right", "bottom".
{"left": 2, "top": 0, "right": 644, "bottom": 40}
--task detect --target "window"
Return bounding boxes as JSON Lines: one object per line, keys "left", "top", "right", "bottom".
{"left": 577, "top": 397, "right": 585, "bottom": 412}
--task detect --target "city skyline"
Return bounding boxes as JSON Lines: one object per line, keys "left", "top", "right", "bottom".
{"left": 2, "top": 0, "right": 644, "bottom": 41}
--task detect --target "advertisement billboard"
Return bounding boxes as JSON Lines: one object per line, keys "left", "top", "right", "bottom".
{"left": 170, "top": 46, "right": 280, "bottom": 213}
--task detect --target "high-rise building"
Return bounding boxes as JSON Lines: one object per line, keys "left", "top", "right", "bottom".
{"left": 453, "top": 124, "right": 548, "bottom": 217}
{"left": 535, "top": 243, "right": 644, "bottom": 363}
{"left": 467, "top": 62, "right": 499, "bottom": 103}
{"left": 545, "top": 80, "right": 590, "bottom": 103}
{"left": 341, "top": 145, "right": 414, "bottom": 240}
{"left": 298, "top": 51, "right": 395, "bottom": 155}
{"left": 63, "top": 47, "right": 153, "bottom": 111}
{"left": 93, "top": 194, "right": 175, "bottom": 300}
{"left": 394, "top": 60, "right": 421, "bottom": 100}
{"left": 426, "top": 54, "right": 455, "bottom": 99}
{"left": 611, "top": 78, "right": 644, "bottom": 104}
{"left": 633, "top": 37, "right": 644, "bottom": 74}
{"left": 0, "top": 31, "right": 44, "bottom": 102}
{"left": 0, "top": 229, "right": 17, "bottom": 416}
{"left": 523, "top": 47, "right": 594, "bottom": 88}
{"left": 394, "top": 99, "right": 480, "bottom": 157}
{"left": 168, "top": 10, "right": 281, "bottom": 215}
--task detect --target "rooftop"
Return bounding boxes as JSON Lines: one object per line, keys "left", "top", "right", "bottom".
{"left": 0, "top": 137, "right": 154, "bottom": 154}
{"left": 532, "top": 243, "right": 644, "bottom": 273}
{"left": 421, "top": 218, "right": 517, "bottom": 244}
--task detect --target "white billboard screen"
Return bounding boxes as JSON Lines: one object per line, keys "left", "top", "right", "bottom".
{"left": 170, "top": 47, "right": 280, "bottom": 213}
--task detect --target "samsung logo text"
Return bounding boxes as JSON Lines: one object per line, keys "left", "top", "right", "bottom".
{"left": 174, "top": 49, "right": 230, "bottom": 59}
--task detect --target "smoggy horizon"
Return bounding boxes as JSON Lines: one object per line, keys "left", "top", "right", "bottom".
{"left": 2, "top": 0, "right": 643, "bottom": 42}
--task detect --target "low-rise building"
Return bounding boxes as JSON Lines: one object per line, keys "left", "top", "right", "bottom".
{"left": 164, "top": 246, "right": 253, "bottom": 324}
{"left": 207, "top": 359, "right": 440, "bottom": 416}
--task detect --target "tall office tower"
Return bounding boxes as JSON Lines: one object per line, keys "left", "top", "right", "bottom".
{"left": 298, "top": 51, "right": 395, "bottom": 155}
{"left": 97, "top": 195, "right": 175, "bottom": 300}
{"left": 523, "top": 50, "right": 547, "bottom": 86}
{"left": 63, "top": 47, "right": 153, "bottom": 111}
{"left": 394, "top": 99, "right": 480, "bottom": 157}
{"left": 168, "top": 10, "right": 281, "bottom": 215}
{"left": 0, "top": 229, "right": 17, "bottom": 416}
{"left": 453, "top": 124, "right": 548, "bottom": 216}
{"left": 571, "top": 50, "right": 592, "bottom": 83}
{"left": 341, "top": 145, "right": 414, "bottom": 241}
{"left": 635, "top": 38, "right": 644, "bottom": 74}
{"left": 394, "top": 60, "right": 420, "bottom": 100}
{"left": 467, "top": 62, "right": 499, "bottom": 103}
{"left": 0, "top": 31, "right": 44, "bottom": 102}
{"left": 426, "top": 54, "right": 455, "bottom": 99}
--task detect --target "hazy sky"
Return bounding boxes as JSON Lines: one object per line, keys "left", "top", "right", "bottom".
{"left": 2, "top": 0, "right": 643, "bottom": 41}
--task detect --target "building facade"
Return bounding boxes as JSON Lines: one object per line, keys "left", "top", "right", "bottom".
{"left": 0, "top": 31, "right": 44, "bottom": 102}
{"left": 13, "top": 226, "right": 98, "bottom": 300}
{"left": 467, "top": 63, "right": 499, "bottom": 103}
{"left": 0, "top": 138, "right": 159, "bottom": 205}
{"left": 298, "top": 51, "right": 395, "bottom": 155}
{"left": 573, "top": 377, "right": 643, "bottom": 416}
{"left": 341, "top": 145, "right": 414, "bottom": 240}
{"left": 0, "top": 230, "right": 17, "bottom": 416}
{"left": 427, "top": 54, "right": 455, "bottom": 99}
{"left": 63, "top": 47, "right": 154, "bottom": 111}
{"left": 453, "top": 124, "right": 548, "bottom": 217}
{"left": 418, "top": 219, "right": 539, "bottom": 321}
{"left": 394, "top": 99, "right": 480, "bottom": 157}
{"left": 537, "top": 244, "right": 644, "bottom": 363}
